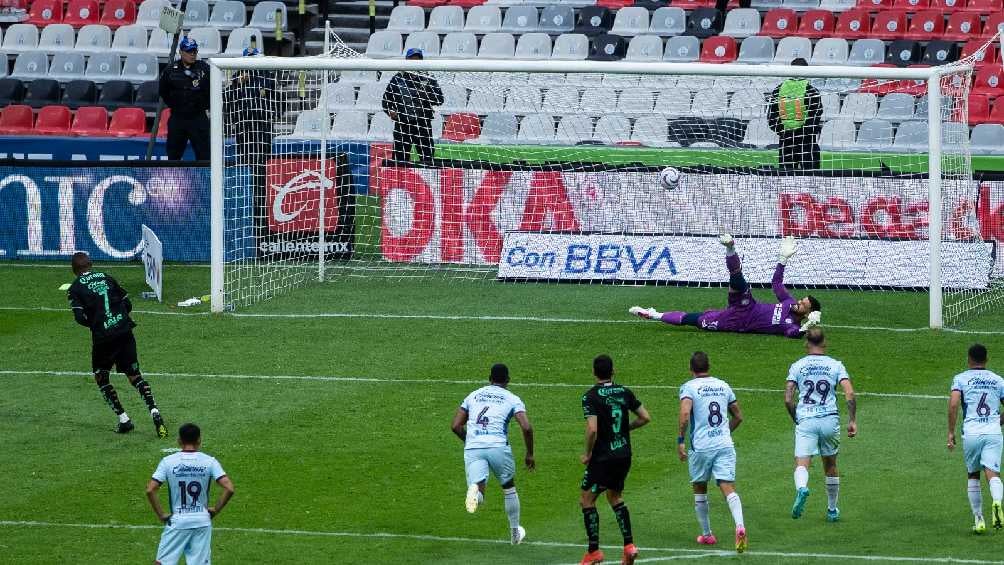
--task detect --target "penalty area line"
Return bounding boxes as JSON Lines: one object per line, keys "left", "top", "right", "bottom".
{"left": 0, "top": 520, "right": 997, "bottom": 564}
{"left": 0, "top": 369, "right": 948, "bottom": 400}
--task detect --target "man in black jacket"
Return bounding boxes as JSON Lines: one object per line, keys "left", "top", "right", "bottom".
{"left": 766, "top": 58, "right": 824, "bottom": 171}
{"left": 68, "top": 252, "right": 167, "bottom": 437}
{"left": 159, "top": 36, "right": 211, "bottom": 160}
{"left": 381, "top": 48, "right": 444, "bottom": 165}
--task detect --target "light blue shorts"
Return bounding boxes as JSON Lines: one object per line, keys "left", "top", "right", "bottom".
{"left": 964, "top": 434, "right": 1003, "bottom": 474}
{"left": 795, "top": 415, "right": 841, "bottom": 458}
{"left": 464, "top": 446, "right": 516, "bottom": 486}
{"left": 688, "top": 447, "right": 737, "bottom": 484}
{"left": 155, "top": 524, "right": 211, "bottom": 565}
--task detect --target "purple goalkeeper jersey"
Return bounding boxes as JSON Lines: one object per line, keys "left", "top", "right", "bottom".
{"left": 697, "top": 264, "right": 802, "bottom": 338}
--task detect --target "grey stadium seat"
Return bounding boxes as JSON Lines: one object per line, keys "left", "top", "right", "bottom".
{"left": 541, "top": 86, "right": 581, "bottom": 114}
{"left": 147, "top": 28, "right": 172, "bottom": 57}
{"left": 664, "top": 35, "right": 700, "bottom": 62}
{"left": 728, "top": 88, "right": 767, "bottom": 120}
{"left": 323, "top": 83, "right": 356, "bottom": 112}
{"left": 721, "top": 9, "right": 761, "bottom": 39}
{"left": 593, "top": 115, "right": 631, "bottom": 145}
{"left": 691, "top": 89, "right": 730, "bottom": 118}
{"left": 773, "top": 36, "right": 812, "bottom": 63}
{"left": 538, "top": 6, "right": 574, "bottom": 33}
{"left": 182, "top": 0, "right": 211, "bottom": 28}
{"left": 783, "top": 0, "right": 821, "bottom": 9}
{"left": 467, "top": 89, "right": 505, "bottom": 113}
{"left": 441, "top": 33, "right": 478, "bottom": 59}
{"left": 137, "top": 0, "right": 168, "bottom": 28}
{"left": 655, "top": 88, "right": 692, "bottom": 117}
{"left": 650, "top": 7, "right": 686, "bottom": 36}
{"left": 120, "top": 53, "right": 159, "bottom": 83}
{"left": 337, "top": 70, "right": 378, "bottom": 85}
{"left": 848, "top": 39, "right": 885, "bottom": 67}
{"left": 612, "top": 7, "right": 650, "bottom": 36}
{"left": 819, "top": 119, "right": 857, "bottom": 150}
{"left": 839, "top": 92, "right": 878, "bottom": 122}
{"left": 626, "top": 35, "right": 663, "bottom": 62}
{"left": 738, "top": 36, "right": 774, "bottom": 64}
{"left": 811, "top": 38, "right": 848, "bottom": 66}
{"left": 515, "top": 33, "right": 551, "bottom": 59}
{"left": 48, "top": 52, "right": 86, "bottom": 82}
{"left": 38, "top": 24, "right": 75, "bottom": 54}
{"left": 112, "top": 25, "right": 150, "bottom": 54}
{"left": 209, "top": 0, "right": 247, "bottom": 30}
{"left": 942, "top": 122, "right": 969, "bottom": 151}
{"left": 76, "top": 24, "right": 112, "bottom": 53}
{"left": 504, "top": 85, "right": 542, "bottom": 113}
{"left": 502, "top": 6, "right": 539, "bottom": 34}
{"left": 970, "top": 124, "right": 1004, "bottom": 155}
{"left": 876, "top": 93, "right": 915, "bottom": 122}
{"left": 354, "top": 82, "right": 387, "bottom": 112}
{"left": 427, "top": 6, "right": 464, "bottom": 33}
{"left": 366, "top": 112, "right": 395, "bottom": 142}
{"left": 2, "top": 24, "right": 38, "bottom": 54}
{"left": 854, "top": 119, "right": 894, "bottom": 151}
{"left": 439, "top": 84, "right": 468, "bottom": 113}
{"left": 329, "top": 111, "right": 368, "bottom": 140}
{"left": 616, "top": 88, "right": 657, "bottom": 114}
{"left": 282, "top": 109, "right": 329, "bottom": 140}
{"left": 517, "top": 114, "right": 555, "bottom": 144}
{"left": 551, "top": 33, "right": 589, "bottom": 60}
{"left": 225, "top": 27, "right": 265, "bottom": 57}
{"left": 893, "top": 120, "right": 928, "bottom": 152}
{"left": 187, "top": 27, "right": 222, "bottom": 56}
{"left": 819, "top": 0, "right": 857, "bottom": 10}
{"left": 249, "top": 1, "right": 287, "bottom": 31}
{"left": 580, "top": 87, "right": 617, "bottom": 114}
{"left": 366, "top": 31, "right": 403, "bottom": 59}
{"left": 821, "top": 92, "right": 840, "bottom": 120}
{"left": 387, "top": 5, "right": 425, "bottom": 33}
{"left": 478, "top": 33, "right": 515, "bottom": 59}
{"left": 752, "top": 0, "right": 783, "bottom": 8}
{"left": 554, "top": 115, "right": 593, "bottom": 144}
{"left": 741, "top": 118, "right": 780, "bottom": 147}
{"left": 464, "top": 5, "right": 502, "bottom": 33}
{"left": 11, "top": 51, "right": 49, "bottom": 80}
{"left": 631, "top": 115, "right": 678, "bottom": 147}
{"left": 473, "top": 112, "right": 518, "bottom": 144}
{"left": 86, "top": 53, "right": 122, "bottom": 83}
{"left": 404, "top": 32, "right": 440, "bottom": 58}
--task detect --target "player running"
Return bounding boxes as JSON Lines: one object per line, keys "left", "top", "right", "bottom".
{"left": 579, "top": 355, "right": 651, "bottom": 565}
{"left": 630, "top": 235, "right": 821, "bottom": 338}
{"left": 146, "top": 423, "right": 235, "bottom": 565}
{"left": 947, "top": 344, "right": 1004, "bottom": 534}
{"left": 67, "top": 252, "right": 167, "bottom": 437}
{"left": 678, "top": 351, "right": 747, "bottom": 553}
{"left": 785, "top": 328, "right": 857, "bottom": 522}
{"left": 451, "top": 363, "right": 535, "bottom": 545}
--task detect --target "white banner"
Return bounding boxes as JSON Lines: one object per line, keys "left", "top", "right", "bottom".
{"left": 140, "top": 224, "right": 163, "bottom": 302}
{"left": 498, "top": 233, "right": 993, "bottom": 290}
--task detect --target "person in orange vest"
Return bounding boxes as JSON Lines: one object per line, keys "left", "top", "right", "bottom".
{"left": 767, "top": 58, "right": 824, "bottom": 170}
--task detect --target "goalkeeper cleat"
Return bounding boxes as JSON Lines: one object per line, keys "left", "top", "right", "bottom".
{"left": 718, "top": 234, "right": 734, "bottom": 248}
{"left": 629, "top": 306, "right": 659, "bottom": 320}
{"left": 511, "top": 526, "right": 526, "bottom": 545}
{"left": 735, "top": 527, "right": 748, "bottom": 554}
{"left": 993, "top": 502, "right": 1002, "bottom": 530}
{"left": 622, "top": 543, "right": 638, "bottom": 565}
{"left": 792, "top": 487, "right": 810, "bottom": 519}
{"left": 696, "top": 534, "right": 717, "bottom": 545}
{"left": 974, "top": 516, "right": 986, "bottom": 534}
{"left": 465, "top": 484, "right": 480, "bottom": 514}
{"left": 826, "top": 508, "right": 840, "bottom": 522}
{"left": 115, "top": 420, "right": 134, "bottom": 434}
{"left": 152, "top": 410, "right": 168, "bottom": 439}
{"left": 579, "top": 550, "right": 604, "bottom": 565}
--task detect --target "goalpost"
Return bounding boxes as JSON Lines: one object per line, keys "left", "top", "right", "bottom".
{"left": 209, "top": 47, "right": 1001, "bottom": 328}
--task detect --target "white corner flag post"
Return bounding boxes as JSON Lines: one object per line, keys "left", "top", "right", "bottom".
{"left": 140, "top": 224, "right": 163, "bottom": 302}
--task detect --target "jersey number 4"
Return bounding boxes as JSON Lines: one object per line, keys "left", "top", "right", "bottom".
{"left": 476, "top": 406, "right": 490, "bottom": 427}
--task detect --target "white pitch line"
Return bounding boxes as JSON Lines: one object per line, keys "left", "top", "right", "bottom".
{"left": 0, "top": 520, "right": 999, "bottom": 564}
{"left": 0, "top": 369, "right": 948, "bottom": 400}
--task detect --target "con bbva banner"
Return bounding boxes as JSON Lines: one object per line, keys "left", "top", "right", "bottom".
{"left": 376, "top": 168, "right": 1001, "bottom": 280}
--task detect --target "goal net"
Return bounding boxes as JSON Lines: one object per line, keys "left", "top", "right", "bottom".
{"left": 210, "top": 40, "right": 1001, "bottom": 328}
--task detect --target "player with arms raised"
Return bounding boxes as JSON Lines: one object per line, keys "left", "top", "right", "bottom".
{"left": 947, "top": 344, "right": 1004, "bottom": 533}
{"left": 785, "top": 328, "right": 857, "bottom": 522}
{"left": 678, "top": 351, "right": 747, "bottom": 553}
{"left": 630, "top": 235, "right": 821, "bottom": 338}
{"left": 451, "top": 363, "right": 535, "bottom": 545}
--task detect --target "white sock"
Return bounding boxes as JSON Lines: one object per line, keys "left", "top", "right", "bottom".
{"left": 503, "top": 487, "right": 520, "bottom": 529}
{"left": 150, "top": 407, "right": 159, "bottom": 415}
{"left": 990, "top": 477, "right": 1003, "bottom": 503}
{"left": 969, "top": 479, "right": 984, "bottom": 518}
{"left": 794, "top": 466, "right": 809, "bottom": 490}
{"left": 118, "top": 412, "right": 130, "bottom": 424}
{"left": 726, "top": 492, "right": 744, "bottom": 529}
{"left": 825, "top": 476, "right": 840, "bottom": 511}
{"left": 694, "top": 494, "right": 711, "bottom": 535}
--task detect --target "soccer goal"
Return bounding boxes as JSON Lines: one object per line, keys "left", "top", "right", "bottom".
{"left": 209, "top": 41, "right": 1001, "bottom": 328}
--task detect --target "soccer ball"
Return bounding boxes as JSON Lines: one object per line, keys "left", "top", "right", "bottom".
{"left": 659, "top": 167, "right": 681, "bottom": 190}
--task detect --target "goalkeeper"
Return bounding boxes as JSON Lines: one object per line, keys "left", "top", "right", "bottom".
{"left": 630, "top": 235, "right": 821, "bottom": 339}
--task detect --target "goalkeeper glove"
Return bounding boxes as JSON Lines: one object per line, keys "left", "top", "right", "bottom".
{"left": 799, "top": 310, "right": 821, "bottom": 332}
{"left": 779, "top": 236, "right": 797, "bottom": 265}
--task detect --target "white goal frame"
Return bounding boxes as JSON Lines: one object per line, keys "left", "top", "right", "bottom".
{"left": 209, "top": 56, "right": 967, "bottom": 328}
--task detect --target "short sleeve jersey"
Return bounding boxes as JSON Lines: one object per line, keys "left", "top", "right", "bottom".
{"left": 67, "top": 271, "right": 136, "bottom": 342}
{"left": 460, "top": 385, "right": 526, "bottom": 450}
{"left": 152, "top": 451, "right": 226, "bottom": 530}
{"left": 951, "top": 369, "right": 1004, "bottom": 437}
{"left": 582, "top": 382, "right": 642, "bottom": 462}
{"left": 787, "top": 354, "right": 849, "bottom": 423}
{"left": 679, "top": 377, "right": 737, "bottom": 452}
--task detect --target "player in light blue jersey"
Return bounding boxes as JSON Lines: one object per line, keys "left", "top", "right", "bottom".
{"left": 146, "top": 423, "right": 234, "bottom": 565}
{"left": 948, "top": 344, "right": 1004, "bottom": 534}
{"left": 785, "top": 328, "right": 857, "bottom": 523}
{"left": 451, "top": 363, "right": 535, "bottom": 545}
{"left": 678, "top": 351, "right": 747, "bottom": 553}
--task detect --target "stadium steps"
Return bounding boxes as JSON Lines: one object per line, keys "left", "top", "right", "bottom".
{"left": 306, "top": 0, "right": 394, "bottom": 55}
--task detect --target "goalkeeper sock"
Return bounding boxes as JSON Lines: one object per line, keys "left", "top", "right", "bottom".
{"left": 95, "top": 371, "right": 124, "bottom": 415}
{"left": 661, "top": 311, "right": 684, "bottom": 325}
{"left": 612, "top": 502, "right": 633, "bottom": 546}
{"left": 582, "top": 507, "right": 600, "bottom": 552}
{"left": 131, "top": 376, "right": 158, "bottom": 412}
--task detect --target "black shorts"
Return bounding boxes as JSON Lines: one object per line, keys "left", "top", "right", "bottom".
{"left": 92, "top": 332, "right": 140, "bottom": 375}
{"left": 581, "top": 458, "right": 632, "bottom": 494}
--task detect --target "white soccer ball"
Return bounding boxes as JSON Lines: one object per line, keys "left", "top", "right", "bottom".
{"left": 659, "top": 167, "right": 681, "bottom": 190}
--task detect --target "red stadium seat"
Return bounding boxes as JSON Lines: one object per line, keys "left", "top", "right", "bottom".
{"left": 442, "top": 113, "right": 480, "bottom": 142}
{"left": 835, "top": 9, "right": 872, "bottom": 40}
{"left": 962, "top": 40, "right": 1000, "bottom": 70}
{"left": 859, "top": 63, "right": 902, "bottom": 96}
{"left": 943, "top": 12, "right": 980, "bottom": 41}
{"left": 973, "top": 67, "right": 1004, "bottom": 98}
{"left": 100, "top": 0, "right": 136, "bottom": 28}
{"left": 448, "top": 0, "right": 485, "bottom": 6}
{"left": 155, "top": 108, "right": 169, "bottom": 138}
{"left": 857, "top": 0, "right": 892, "bottom": 9}
{"left": 407, "top": 0, "right": 447, "bottom": 6}
{"left": 870, "top": 11, "right": 906, "bottom": 40}
{"left": 988, "top": 98, "right": 1004, "bottom": 125}
{"left": 33, "top": 104, "right": 71, "bottom": 135}
{"left": 0, "top": 104, "right": 34, "bottom": 134}
{"left": 670, "top": 0, "right": 717, "bottom": 8}
{"left": 891, "top": 0, "right": 929, "bottom": 9}
{"left": 963, "top": 0, "right": 1003, "bottom": 12}
{"left": 761, "top": 8, "right": 797, "bottom": 39}
{"left": 930, "top": 0, "right": 964, "bottom": 10}
{"left": 797, "top": 10, "right": 835, "bottom": 39}
{"left": 70, "top": 105, "right": 109, "bottom": 136}
{"left": 27, "top": 0, "right": 62, "bottom": 25}
{"left": 107, "top": 107, "right": 146, "bottom": 137}
{"left": 597, "top": 0, "right": 635, "bottom": 7}
{"left": 982, "top": 12, "right": 1004, "bottom": 39}
{"left": 902, "top": 11, "right": 944, "bottom": 40}
{"left": 63, "top": 0, "right": 100, "bottom": 27}
{"left": 899, "top": 64, "right": 929, "bottom": 95}
{"left": 700, "top": 36, "right": 737, "bottom": 63}
{"left": 969, "top": 94, "right": 991, "bottom": 125}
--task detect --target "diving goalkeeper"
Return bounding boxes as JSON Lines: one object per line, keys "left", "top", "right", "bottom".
{"left": 630, "top": 235, "right": 821, "bottom": 338}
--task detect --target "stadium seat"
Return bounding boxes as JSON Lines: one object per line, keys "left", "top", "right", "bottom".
{"left": 579, "top": 87, "right": 616, "bottom": 113}
{"left": 797, "top": 10, "right": 835, "bottom": 38}
{"left": 818, "top": 119, "right": 856, "bottom": 150}
{"left": 631, "top": 115, "right": 676, "bottom": 147}
{"left": 133, "top": 79, "right": 158, "bottom": 112}
{"left": 893, "top": 119, "right": 927, "bottom": 151}
{"left": 820, "top": 91, "right": 840, "bottom": 119}
{"left": 612, "top": 6, "right": 650, "bottom": 35}
{"left": 407, "top": 0, "right": 447, "bottom": 7}
{"left": 968, "top": 94, "right": 991, "bottom": 124}
{"left": 353, "top": 82, "right": 387, "bottom": 112}
{"left": 504, "top": 85, "right": 542, "bottom": 113}
{"left": 649, "top": 7, "right": 686, "bottom": 36}
{"left": 387, "top": 5, "right": 425, "bottom": 32}
{"left": 538, "top": 5, "right": 575, "bottom": 33}
{"left": 737, "top": 36, "right": 774, "bottom": 64}
{"left": 553, "top": 114, "right": 592, "bottom": 144}
{"left": 964, "top": 0, "right": 1002, "bottom": 12}
{"left": 180, "top": 0, "right": 209, "bottom": 27}
{"left": 11, "top": 51, "right": 48, "bottom": 80}
{"left": 819, "top": 0, "right": 857, "bottom": 9}
{"left": 153, "top": 107, "right": 168, "bottom": 138}
{"left": 111, "top": 24, "right": 148, "bottom": 54}
{"left": 942, "top": 121, "right": 969, "bottom": 151}
{"left": 433, "top": 84, "right": 465, "bottom": 113}
{"left": 209, "top": 0, "right": 246, "bottom": 30}
{"left": 106, "top": 106, "right": 145, "bottom": 137}
{"left": 472, "top": 112, "right": 517, "bottom": 143}
{"left": 921, "top": 40, "right": 957, "bottom": 66}
{"left": 365, "top": 112, "right": 394, "bottom": 142}
{"left": 97, "top": 79, "right": 133, "bottom": 109}
{"left": 146, "top": 28, "right": 171, "bottom": 57}
{"left": 48, "top": 52, "right": 85, "bottom": 82}
{"left": 465, "top": 5, "right": 501, "bottom": 33}
{"left": 75, "top": 24, "right": 111, "bottom": 52}
{"left": 982, "top": 13, "right": 1004, "bottom": 39}
{"left": 427, "top": 5, "right": 464, "bottom": 32}
{"left": 783, "top": 0, "right": 821, "bottom": 8}
{"left": 811, "top": 37, "right": 848, "bottom": 65}
{"left": 691, "top": 89, "right": 729, "bottom": 118}
{"left": 970, "top": 123, "right": 1004, "bottom": 154}
{"left": 597, "top": 0, "right": 636, "bottom": 7}
{"left": 688, "top": 8, "right": 722, "bottom": 38}
{"left": 551, "top": 33, "right": 589, "bottom": 60}
{"left": 834, "top": 9, "right": 870, "bottom": 40}
{"left": 721, "top": 9, "right": 760, "bottom": 38}
{"left": 876, "top": 92, "right": 916, "bottom": 121}
{"left": 589, "top": 33, "right": 627, "bottom": 60}
{"left": 366, "top": 30, "right": 402, "bottom": 59}
{"left": 63, "top": 0, "right": 99, "bottom": 27}
{"left": 322, "top": 83, "right": 355, "bottom": 112}
{"left": 701, "top": 36, "right": 737, "bottom": 63}
{"left": 100, "top": 0, "right": 135, "bottom": 29}
{"left": 516, "top": 113, "right": 555, "bottom": 144}
{"left": 32, "top": 103, "right": 70, "bottom": 134}
{"left": 870, "top": 11, "right": 906, "bottom": 40}
{"left": 847, "top": 38, "right": 884, "bottom": 66}
{"left": 86, "top": 52, "right": 121, "bottom": 82}
{"left": 853, "top": 119, "right": 894, "bottom": 151}
{"left": 752, "top": 0, "right": 783, "bottom": 7}
{"left": 728, "top": 87, "right": 766, "bottom": 119}
{"left": 741, "top": 118, "right": 779, "bottom": 147}
{"left": 857, "top": 0, "right": 892, "bottom": 8}
{"left": 929, "top": 0, "right": 962, "bottom": 9}
{"left": 479, "top": 32, "right": 515, "bottom": 59}
{"left": 225, "top": 27, "right": 265, "bottom": 58}
{"left": 185, "top": 28, "right": 221, "bottom": 56}
{"left": 760, "top": 9, "right": 797, "bottom": 39}
{"left": 653, "top": 87, "right": 690, "bottom": 116}
{"left": 39, "top": 23, "right": 75, "bottom": 53}
{"left": 27, "top": 0, "right": 62, "bottom": 25}
{"left": 136, "top": 0, "right": 166, "bottom": 27}
{"left": 442, "top": 32, "right": 478, "bottom": 59}
{"left": 69, "top": 105, "right": 108, "bottom": 135}
{"left": 626, "top": 34, "right": 663, "bottom": 61}
{"left": 3, "top": 23, "right": 39, "bottom": 53}
{"left": 593, "top": 114, "right": 630, "bottom": 144}
{"left": 441, "top": 112, "right": 480, "bottom": 142}
{"left": 943, "top": 13, "right": 980, "bottom": 41}
{"left": 575, "top": 7, "right": 612, "bottom": 35}
{"left": 326, "top": 110, "right": 366, "bottom": 140}
{"left": 502, "top": 5, "right": 539, "bottom": 33}
{"left": 121, "top": 53, "right": 157, "bottom": 83}
{"left": 249, "top": 1, "right": 286, "bottom": 31}
{"left": 673, "top": 0, "right": 717, "bottom": 8}
{"left": 892, "top": 0, "right": 929, "bottom": 9}
{"left": 886, "top": 40, "right": 922, "bottom": 67}
{"left": 615, "top": 88, "right": 655, "bottom": 114}
{"left": 22, "top": 77, "right": 58, "bottom": 107}
{"left": 466, "top": 87, "right": 504, "bottom": 112}
{"left": 664, "top": 35, "right": 700, "bottom": 62}
{"left": 0, "top": 103, "right": 33, "bottom": 134}
{"left": 515, "top": 33, "right": 551, "bottom": 59}
{"left": 974, "top": 67, "right": 1004, "bottom": 97}
{"left": 773, "top": 36, "right": 812, "bottom": 63}
{"left": 902, "top": 10, "right": 943, "bottom": 40}
{"left": 840, "top": 92, "right": 878, "bottom": 121}
{"left": 0, "top": 77, "right": 25, "bottom": 105}
{"left": 282, "top": 109, "right": 328, "bottom": 140}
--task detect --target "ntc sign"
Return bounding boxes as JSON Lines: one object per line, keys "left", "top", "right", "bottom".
{"left": 266, "top": 159, "right": 342, "bottom": 234}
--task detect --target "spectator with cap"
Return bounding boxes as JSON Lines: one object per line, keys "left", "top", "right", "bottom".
{"left": 381, "top": 48, "right": 444, "bottom": 165}
{"left": 159, "top": 36, "right": 212, "bottom": 160}
{"left": 766, "top": 58, "right": 824, "bottom": 171}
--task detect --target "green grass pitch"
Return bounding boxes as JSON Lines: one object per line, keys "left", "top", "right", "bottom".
{"left": 2, "top": 261, "right": 1003, "bottom": 564}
